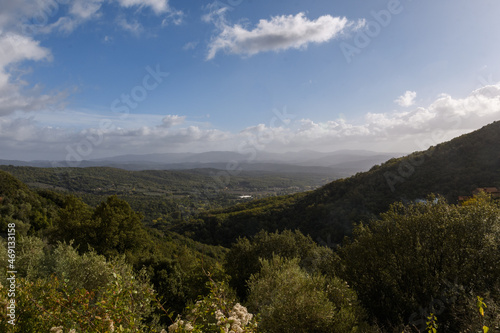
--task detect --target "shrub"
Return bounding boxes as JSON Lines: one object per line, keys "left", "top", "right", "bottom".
{"left": 168, "top": 277, "right": 258, "bottom": 333}
{"left": 0, "top": 238, "right": 160, "bottom": 332}
{"left": 336, "top": 194, "right": 500, "bottom": 329}
{"left": 247, "top": 256, "right": 370, "bottom": 333}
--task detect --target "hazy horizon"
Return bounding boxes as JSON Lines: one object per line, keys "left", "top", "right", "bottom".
{"left": 1, "top": 0, "right": 500, "bottom": 161}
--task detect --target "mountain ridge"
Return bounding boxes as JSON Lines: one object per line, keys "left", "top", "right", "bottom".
{"left": 171, "top": 121, "right": 500, "bottom": 246}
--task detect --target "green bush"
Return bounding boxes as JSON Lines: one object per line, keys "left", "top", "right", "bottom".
{"left": 336, "top": 194, "right": 500, "bottom": 330}
{"left": 224, "top": 229, "right": 335, "bottom": 299}
{"left": 247, "top": 256, "right": 370, "bottom": 333}
{"left": 0, "top": 238, "right": 160, "bottom": 332}
{"left": 168, "top": 277, "right": 258, "bottom": 333}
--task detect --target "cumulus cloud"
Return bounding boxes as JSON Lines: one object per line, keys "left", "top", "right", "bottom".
{"left": 236, "top": 84, "right": 500, "bottom": 152}
{"left": 0, "top": 0, "right": 183, "bottom": 116}
{"left": 206, "top": 12, "right": 365, "bottom": 60}
{"left": 0, "top": 33, "right": 64, "bottom": 116}
{"left": 394, "top": 90, "right": 417, "bottom": 107}
{"left": 160, "top": 114, "right": 186, "bottom": 128}
{"left": 372, "top": 85, "right": 500, "bottom": 134}
{"left": 2, "top": 85, "right": 500, "bottom": 160}
{"left": 0, "top": 33, "right": 51, "bottom": 67}
{"left": 0, "top": 111, "right": 231, "bottom": 160}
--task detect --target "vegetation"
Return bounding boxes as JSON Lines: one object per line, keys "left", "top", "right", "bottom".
{"left": 335, "top": 194, "right": 500, "bottom": 331}
{"left": 224, "top": 229, "right": 335, "bottom": 299}
{"left": 0, "top": 238, "right": 158, "bottom": 332}
{"left": 247, "top": 256, "right": 370, "bottom": 333}
{"left": 0, "top": 165, "right": 331, "bottom": 225}
{"left": 1, "top": 121, "right": 500, "bottom": 331}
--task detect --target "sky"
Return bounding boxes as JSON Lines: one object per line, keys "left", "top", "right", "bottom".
{"left": 1, "top": 0, "right": 500, "bottom": 162}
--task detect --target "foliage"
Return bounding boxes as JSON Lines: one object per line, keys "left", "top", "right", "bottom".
{"left": 0, "top": 170, "right": 58, "bottom": 236}
{"left": 2, "top": 122, "right": 500, "bottom": 332}
{"left": 0, "top": 238, "right": 160, "bottom": 332}
{"left": 49, "top": 195, "right": 95, "bottom": 251}
{"left": 224, "top": 229, "right": 335, "bottom": 299}
{"left": 140, "top": 245, "right": 227, "bottom": 317}
{"left": 172, "top": 193, "right": 307, "bottom": 246}
{"left": 247, "top": 256, "right": 370, "bottom": 333}
{"left": 336, "top": 194, "right": 500, "bottom": 330}
{"left": 0, "top": 165, "right": 330, "bottom": 226}
{"left": 426, "top": 313, "right": 438, "bottom": 333}
{"left": 91, "top": 196, "right": 148, "bottom": 257}
{"left": 168, "top": 278, "right": 258, "bottom": 333}
{"left": 173, "top": 121, "right": 500, "bottom": 246}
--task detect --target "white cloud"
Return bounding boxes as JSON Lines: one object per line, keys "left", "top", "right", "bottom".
{"left": 116, "top": 0, "right": 171, "bottom": 14}
{"left": 394, "top": 90, "right": 417, "bottom": 107}
{"left": 160, "top": 115, "right": 186, "bottom": 128}
{"left": 236, "top": 84, "right": 500, "bottom": 152}
{"left": 0, "top": 33, "right": 64, "bottom": 116}
{"left": 2, "top": 84, "right": 500, "bottom": 160}
{"left": 161, "top": 8, "right": 184, "bottom": 26}
{"left": 0, "top": 111, "right": 231, "bottom": 160}
{"left": 202, "top": 4, "right": 229, "bottom": 24}
{"left": 70, "top": 0, "right": 104, "bottom": 20}
{"left": 0, "top": 0, "right": 183, "bottom": 117}
{"left": 0, "top": 33, "right": 51, "bottom": 67}
{"left": 116, "top": 17, "right": 144, "bottom": 35}
{"left": 0, "top": 0, "right": 58, "bottom": 31}
{"left": 38, "top": 0, "right": 104, "bottom": 34}
{"left": 206, "top": 12, "right": 365, "bottom": 60}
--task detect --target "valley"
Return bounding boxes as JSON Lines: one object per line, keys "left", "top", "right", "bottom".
{"left": 1, "top": 121, "right": 500, "bottom": 332}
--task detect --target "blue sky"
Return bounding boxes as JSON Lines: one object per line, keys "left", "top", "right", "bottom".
{"left": 1, "top": 0, "right": 500, "bottom": 161}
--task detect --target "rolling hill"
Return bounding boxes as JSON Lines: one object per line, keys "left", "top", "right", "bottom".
{"left": 171, "top": 121, "right": 500, "bottom": 247}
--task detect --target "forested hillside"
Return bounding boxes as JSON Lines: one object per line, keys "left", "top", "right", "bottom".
{"left": 172, "top": 121, "right": 500, "bottom": 246}
{"left": 1, "top": 121, "right": 500, "bottom": 332}
{"left": 0, "top": 166, "right": 333, "bottom": 226}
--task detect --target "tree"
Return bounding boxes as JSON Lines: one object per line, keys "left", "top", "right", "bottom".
{"left": 247, "top": 256, "right": 370, "bottom": 333}
{"left": 336, "top": 194, "right": 500, "bottom": 330}
{"left": 224, "top": 229, "right": 335, "bottom": 300}
{"left": 92, "top": 195, "right": 148, "bottom": 257}
{"left": 0, "top": 237, "right": 159, "bottom": 333}
{"left": 51, "top": 195, "right": 95, "bottom": 251}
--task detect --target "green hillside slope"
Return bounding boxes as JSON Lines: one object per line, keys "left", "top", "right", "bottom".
{"left": 172, "top": 121, "right": 500, "bottom": 246}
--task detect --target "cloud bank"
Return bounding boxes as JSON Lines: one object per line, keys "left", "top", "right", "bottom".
{"left": 2, "top": 84, "right": 500, "bottom": 160}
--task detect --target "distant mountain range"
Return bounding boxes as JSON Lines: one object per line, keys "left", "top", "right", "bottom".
{"left": 0, "top": 150, "right": 401, "bottom": 176}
